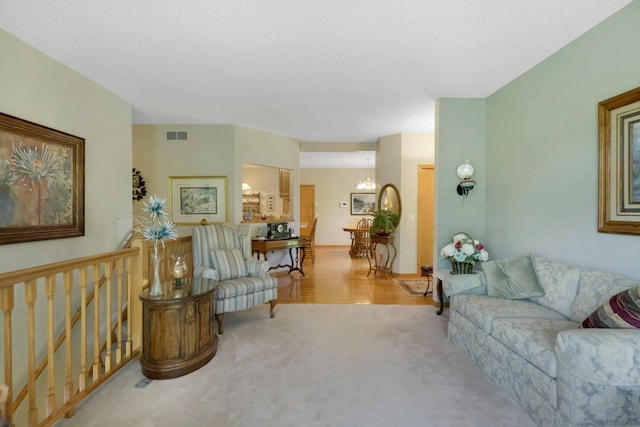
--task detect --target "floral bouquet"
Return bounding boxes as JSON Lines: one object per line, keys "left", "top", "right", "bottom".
{"left": 440, "top": 232, "right": 488, "bottom": 274}
{"left": 133, "top": 196, "right": 178, "bottom": 295}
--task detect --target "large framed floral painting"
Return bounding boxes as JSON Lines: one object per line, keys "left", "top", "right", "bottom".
{"left": 0, "top": 112, "right": 85, "bottom": 244}
{"left": 598, "top": 86, "right": 640, "bottom": 235}
{"left": 169, "top": 176, "right": 228, "bottom": 224}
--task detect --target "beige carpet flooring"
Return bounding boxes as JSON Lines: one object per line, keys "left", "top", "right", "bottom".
{"left": 53, "top": 304, "right": 536, "bottom": 427}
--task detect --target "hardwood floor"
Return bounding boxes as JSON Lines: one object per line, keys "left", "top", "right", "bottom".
{"left": 274, "top": 245, "right": 434, "bottom": 306}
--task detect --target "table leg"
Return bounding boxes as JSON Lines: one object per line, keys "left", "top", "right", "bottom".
{"left": 366, "top": 242, "right": 376, "bottom": 277}
{"left": 287, "top": 247, "right": 305, "bottom": 277}
{"left": 423, "top": 275, "right": 432, "bottom": 296}
{"left": 436, "top": 277, "right": 444, "bottom": 315}
{"left": 349, "top": 232, "right": 356, "bottom": 257}
{"left": 386, "top": 242, "right": 397, "bottom": 278}
{"left": 298, "top": 247, "right": 306, "bottom": 276}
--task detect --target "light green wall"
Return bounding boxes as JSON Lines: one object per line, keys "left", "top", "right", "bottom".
{"left": 435, "top": 98, "right": 487, "bottom": 271}
{"left": 484, "top": 0, "right": 640, "bottom": 278}
{"left": 0, "top": 29, "right": 132, "bottom": 273}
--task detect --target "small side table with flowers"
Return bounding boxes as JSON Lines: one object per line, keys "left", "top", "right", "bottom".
{"left": 437, "top": 232, "right": 489, "bottom": 315}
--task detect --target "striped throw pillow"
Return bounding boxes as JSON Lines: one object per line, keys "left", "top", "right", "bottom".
{"left": 210, "top": 248, "right": 247, "bottom": 281}
{"left": 580, "top": 287, "right": 640, "bottom": 329}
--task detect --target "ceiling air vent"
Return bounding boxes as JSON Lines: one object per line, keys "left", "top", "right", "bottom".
{"left": 166, "top": 131, "right": 188, "bottom": 141}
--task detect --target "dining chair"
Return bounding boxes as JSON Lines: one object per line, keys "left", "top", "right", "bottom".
{"left": 353, "top": 218, "right": 373, "bottom": 258}
{"left": 304, "top": 217, "right": 318, "bottom": 264}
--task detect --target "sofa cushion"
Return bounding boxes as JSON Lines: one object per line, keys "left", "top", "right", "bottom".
{"left": 210, "top": 248, "right": 248, "bottom": 280}
{"left": 581, "top": 287, "right": 640, "bottom": 328}
{"left": 570, "top": 268, "right": 640, "bottom": 323}
{"left": 483, "top": 255, "right": 545, "bottom": 300}
{"left": 451, "top": 294, "right": 568, "bottom": 334}
{"left": 529, "top": 256, "right": 581, "bottom": 318}
{"left": 216, "top": 276, "right": 276, "bottom": 298}
{"left": 490, "top": 317, "right": 578, "bottom": 378}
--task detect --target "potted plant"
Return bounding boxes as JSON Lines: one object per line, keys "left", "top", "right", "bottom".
{"left": 369, "top": 210, "right": 399, "bottom": 236}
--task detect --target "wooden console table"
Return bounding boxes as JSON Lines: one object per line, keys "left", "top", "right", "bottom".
{"left": 367, "top": 234, "right": 397, "bottom": 278}
{"left": 140, "top": 277, "right": 218, "bottom": 379}
{"left": 252, "top": 237, "right": 307, "bottom": 276}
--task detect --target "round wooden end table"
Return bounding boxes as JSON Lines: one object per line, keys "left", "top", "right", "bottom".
{"left": 139, "top": 277, "right": 218, "bottom": 379}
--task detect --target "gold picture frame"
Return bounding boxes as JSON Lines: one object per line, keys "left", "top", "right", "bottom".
{"left": 598, "top": 86, "right": 640, "bottom": 235}
{"left": 169, "top": 176, "right": 228, "bottom": 225}
{"left": 0, "top": 112, "right": 85, "bottom": 244}
{"left": 350, "top": 192, "right": 376, "bottom": 215}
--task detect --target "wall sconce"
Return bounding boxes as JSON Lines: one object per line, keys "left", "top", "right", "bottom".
{"left": 456, "top": 162, "right": 476, "bottom": 198}
{"left": 242, "top": 182, "right": 252, "bottom": 191}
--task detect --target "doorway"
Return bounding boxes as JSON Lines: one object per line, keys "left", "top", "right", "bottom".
{"left": 299, "top": 184, "right": 315, "bottom": 238}
{"left": 417, "top": 165, "right": 434, "bottom": 272}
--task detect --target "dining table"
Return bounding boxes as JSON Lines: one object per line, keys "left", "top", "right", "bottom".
{"left": 342, "top": 227, "right": 369, "bottom": 258}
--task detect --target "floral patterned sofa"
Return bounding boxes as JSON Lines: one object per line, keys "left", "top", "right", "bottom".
{"left": 445, "top": 254, "right": 640, "bottom": 426}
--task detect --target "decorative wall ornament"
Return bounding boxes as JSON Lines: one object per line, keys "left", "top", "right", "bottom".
{"left": 132, "top": 168, "right": 147, "bottom": 201}
{"left": 456, "top": 162, "right": 476, "bottom": 198}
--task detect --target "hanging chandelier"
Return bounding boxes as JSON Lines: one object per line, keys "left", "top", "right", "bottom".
{"left": 356, "top": 158, "right": 376, "bottom": 190}
{"left": 357, "top": 177, "right": 376, "bottom": 190}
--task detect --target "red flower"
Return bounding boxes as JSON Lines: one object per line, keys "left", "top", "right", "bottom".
{"left": 455, "top": 241, "right": 461, "bottom": 249}
{"left": 476, "top": 243, "right": 484, "bottom": 250}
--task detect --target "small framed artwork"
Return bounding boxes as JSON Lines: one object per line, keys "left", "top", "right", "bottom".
{"left": 169, "top": 176, "right": 227, "bottom": 225}
{"left": 598, "top": 86, "right": 640, "bottom": 235}
{"left": 0, "top": 112, "right": 85, "bottom": 244}
{"left": 350, "top": 192, "right": 376, "bottom": 215}
{"left": 267, "top": 194, "right": 275, "bottom": 212}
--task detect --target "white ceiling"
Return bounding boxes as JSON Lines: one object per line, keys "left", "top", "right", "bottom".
{"left": 0, "top": 1, "right": 631, "bottom": 148}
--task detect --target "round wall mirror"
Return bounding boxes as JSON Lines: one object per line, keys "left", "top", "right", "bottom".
{"left": 378, "top": 183, "right": 401, "bottom": 228}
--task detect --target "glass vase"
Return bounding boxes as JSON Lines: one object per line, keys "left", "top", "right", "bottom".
{"left": 149, "top": 254, "right": 163, "bottom": 296}
{"left": 171, "top": 252, "right": 188, "bottom": 286}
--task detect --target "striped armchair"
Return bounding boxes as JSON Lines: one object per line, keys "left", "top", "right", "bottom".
{"left": 192, "top": 224, "right": 277, "bottom": 334}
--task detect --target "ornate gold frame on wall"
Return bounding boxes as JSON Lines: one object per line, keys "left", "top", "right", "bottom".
{"left": 0, "top": 112, "right": 85, "bottom": 244}
{"left": 168, "top": 176, "right": 228, "bottom": 225}
{"left": 598, "top": 86, "right": 640, "bottom": 235}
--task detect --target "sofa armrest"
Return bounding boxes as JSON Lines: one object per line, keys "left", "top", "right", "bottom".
{"left": 246, "top": 259, "right": 270, "bottom": 277}
{"left": 556, "top": 328, "right": 640, "bottom": 386}
{"left": 194, "top": 266, "right": 219, "bottom": 281}
{"left": 443, "top": 271, "right": 487, "bottom": 297}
